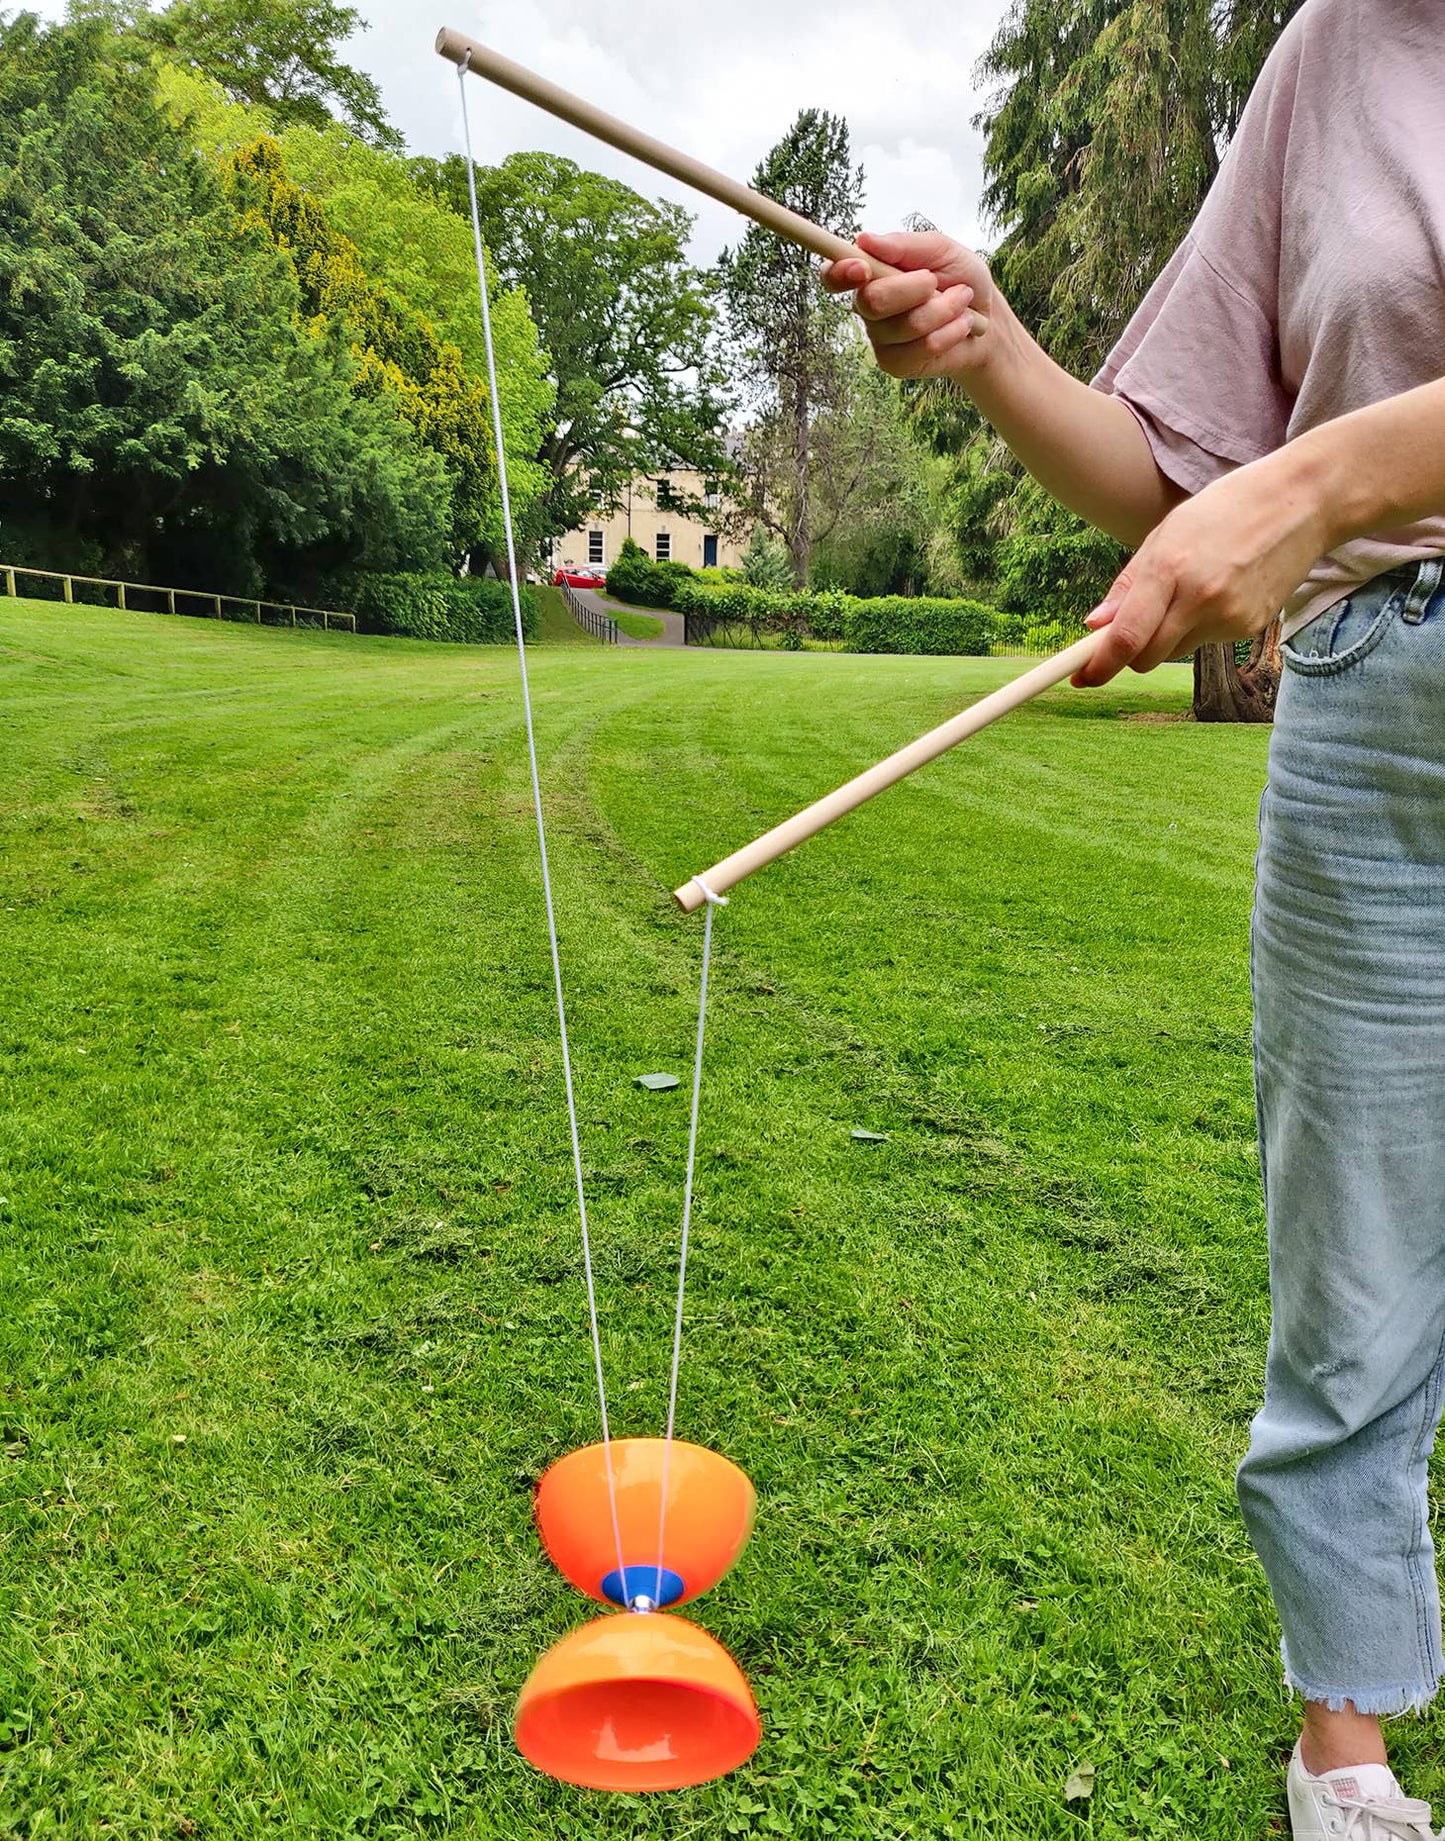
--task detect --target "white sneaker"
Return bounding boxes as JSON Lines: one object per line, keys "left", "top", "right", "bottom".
{"left": 1288, "top": 1745, "right": 1442, "bottom": 1839}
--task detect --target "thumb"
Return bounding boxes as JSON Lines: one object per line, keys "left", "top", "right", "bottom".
{"left": 1085, "top": 567, "right": 1133, "bottom": 630}
{"left": 856, "top": 229, "right": 964, "bottom": 282}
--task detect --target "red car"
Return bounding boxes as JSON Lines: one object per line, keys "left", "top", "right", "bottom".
{"left": 553, "top": 566, "right": 607, "bottom": 589}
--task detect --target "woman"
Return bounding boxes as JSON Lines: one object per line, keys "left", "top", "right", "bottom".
{"left": 825, "top": 3, "right": 1445, "bottom": 1835}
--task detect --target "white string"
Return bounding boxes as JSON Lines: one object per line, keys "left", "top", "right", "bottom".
{"left": 456, "top": 60, "right": 628, "bottom": 1594}
{"left": 653, "top": 879, "right": 726, "bottom": 1603}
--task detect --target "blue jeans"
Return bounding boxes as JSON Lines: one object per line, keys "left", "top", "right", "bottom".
{"left": 1238, "top": 556, "right": 1445, "bottom": 1715}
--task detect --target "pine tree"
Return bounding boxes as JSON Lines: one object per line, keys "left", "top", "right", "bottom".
{"left": 719, "top": 111, "right": 863, "bottom": 585}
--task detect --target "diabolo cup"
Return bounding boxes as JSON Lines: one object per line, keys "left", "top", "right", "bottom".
{"left": 515, "top": 1611, "right": 761, "bottom": 1791}
{"left": 535, "top": 1438, "right": 755, "bottom": 1610}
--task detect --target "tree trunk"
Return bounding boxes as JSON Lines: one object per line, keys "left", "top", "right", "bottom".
{"left": 1191, "top": 628, "right": 1279, "bottom": 723}
{"left": 789, "top": 382, "right": 811, "bottom": 586}
{"left": 1244, "top": 616, "right": 1282, "bottom": 707}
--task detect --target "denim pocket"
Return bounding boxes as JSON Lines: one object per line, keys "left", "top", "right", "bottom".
{"left": 1282, "top": 590, "right": 1399, "bottom": 677}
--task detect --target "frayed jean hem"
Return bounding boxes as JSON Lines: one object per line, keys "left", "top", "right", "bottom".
{"left": 1284, "top": 1666, "right": 1439, "bottom": 1718}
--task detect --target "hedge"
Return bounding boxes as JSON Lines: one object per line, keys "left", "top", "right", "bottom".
{"left": 673, "top": 579, "right": 994, "bottom": 654}
{"left": 842, "top": 595, "right": 994, "bottom": 656}
{"left": 604, "top": 538, "right": 697, "bottom": 610}
{"left": 334, "top": 572, "right": 535, "bottom": 643}
{"left": 671, "top": 578, "right": 852, "bottom": 640}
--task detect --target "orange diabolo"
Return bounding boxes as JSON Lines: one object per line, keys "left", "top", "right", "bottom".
{"left": 535, "top": 1438, "right": 755, "bottom": 1610}
{"left": 516, "top": 1437, "right": 760, "bottom": 1791}
{"left": 515, "top": 1612, "right": 761, "bottom": 1792}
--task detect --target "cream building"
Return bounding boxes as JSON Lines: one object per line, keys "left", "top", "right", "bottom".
{"left": 550, "top": 467, "right": 749, "bottom": 575}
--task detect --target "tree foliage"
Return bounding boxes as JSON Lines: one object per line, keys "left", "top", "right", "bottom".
{"left": 978, "top": 0, "right": 1303, "bottom": 378}
{"left": 0, "top": 13, "right": 446, "bottom": 592}
{"left": 718, "top": 110, "right": 863, "bottom": 584}
{"left": 804, "top": 344, "right": 947, "bottom": 597}
{"left": 156, "top": 66, "right": 553, "bottom": 570}
{"left": 141, "top": 0, "right": 399, "bottom": 149}
{"left": 918, "top": 0, "right": 1304, "bottom": 710}
{"left": 228, "top": 135, "right": 498, "bottom": 563}
{"left": 415, "top": 150, "right": 732, "bottom": 540}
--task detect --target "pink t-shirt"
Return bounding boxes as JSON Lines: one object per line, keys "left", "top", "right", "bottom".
{"left": 1092, "top": 0, "right": 1445, "bottom": 638}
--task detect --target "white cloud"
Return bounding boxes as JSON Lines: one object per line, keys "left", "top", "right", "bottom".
{"left": 351, "top": 0, "right": 1010, "bottom": 262}
{"left": 22, "top": 0, "right": 1011, "bottom": 261}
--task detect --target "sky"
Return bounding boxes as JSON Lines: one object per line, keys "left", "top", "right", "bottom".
{"left": 26, "top": 0, "right": 1013, "bottom": 266}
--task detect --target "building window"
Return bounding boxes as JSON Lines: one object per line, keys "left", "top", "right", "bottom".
{"left": 703, "top": 478, "right": 720, "bottom": 510}
{"left": 588, "top": 528, "right": 604, "bottom": 565}
{"left": 656, "top": 477, "right": 680, "bottom": 513}
{"left": 655, "top": 531, "right": 672, "bottom": 562}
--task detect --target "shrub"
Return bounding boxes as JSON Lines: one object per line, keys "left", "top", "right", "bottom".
{"left": 672, "top": 578, "right": 771, "bottom": 621}
{"left": 605, "top": 537, "right": 697, "bottom": 609}
{"left": 843, "top": 595, "right": 995, "bottom": 656}
{"left": 672, "top": 579, "right": 852, "bottom": 637}
{"left": 674, "top": 579, "right": 997, "bottom": 653}
{"left": 740, "top": 527, "right": 794, "bottom": 591}
{"left": 335, "top": 572, "right": 535, "bottom": 643}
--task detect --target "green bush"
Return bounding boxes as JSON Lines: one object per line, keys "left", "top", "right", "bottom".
{"left": 673, "top": 579, "right": 995, "bottom": 654}
{"left": 604, "top": 538, "right": 697, "bottom": 609}
{"left": 843, "top": 595, "right": 995, "bottom": 656}
{"left": 740, "top": 526, "right": 794, "bottom": 591}
{"left": 672, "top": 578, "right": 852, "bottom": 638}
{"left": 335, "top": 573, "right": 535, "bottom": 643}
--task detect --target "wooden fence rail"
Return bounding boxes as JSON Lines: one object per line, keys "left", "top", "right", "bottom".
{"left": 560, "top": 581, "right": 618, "bottom": 644}
{"left": 1, "top": 563, "right": 357, "bottom": 633}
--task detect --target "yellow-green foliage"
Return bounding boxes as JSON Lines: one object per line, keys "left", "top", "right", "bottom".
{"left": 230, "top": 135, "right": 493, "bottom": 555}
{"left": 158, "top": 64, "right": 553, "bottom": 559}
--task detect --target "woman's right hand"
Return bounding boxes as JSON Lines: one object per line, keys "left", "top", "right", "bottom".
{"left": 821, "top": 230, "right": 996, "bottom": 379}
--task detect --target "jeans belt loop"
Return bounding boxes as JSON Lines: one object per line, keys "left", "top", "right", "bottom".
{"left": 1403, "top": 556, "right": 1443, "bottom": 625}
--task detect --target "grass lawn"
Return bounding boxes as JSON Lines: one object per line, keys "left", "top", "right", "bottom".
{"left": 609, "top": 607, "right": 667, "bottom": 642}
{"left": 531, "top": 585, "right": 601, "bottom": 648}
{"left": 0, "top": 597, "right": 1396, "bottom": 1838}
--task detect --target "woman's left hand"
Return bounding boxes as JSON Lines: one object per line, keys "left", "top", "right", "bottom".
{"left": 1073, "top": 446, "right": 1335, "bottom": 686}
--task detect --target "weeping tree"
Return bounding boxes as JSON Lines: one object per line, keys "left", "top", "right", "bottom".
{"left": 937, "top": 0, "right": 1304, "bottom": 718}
{"left": 719, "top": 110, "right": 864, "bottom": 586}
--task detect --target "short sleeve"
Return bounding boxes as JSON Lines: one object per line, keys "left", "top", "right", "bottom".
{"left": 1092, "top": 235, "right": 1293, "bottom": 494}
{"left": 1090, "top": 14, "right": 1303, "bottom": 495}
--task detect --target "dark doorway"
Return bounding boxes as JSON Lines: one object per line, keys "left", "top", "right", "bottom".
{"left": 703, "top": 535, "right": 718, "bottom": 569}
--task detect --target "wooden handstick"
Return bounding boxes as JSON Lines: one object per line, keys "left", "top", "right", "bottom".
{"left": 673, "top": 634, "right": 1100, "bottom": 912}
{"left": 436, "top": 28, "right": 977, "bottom": 311}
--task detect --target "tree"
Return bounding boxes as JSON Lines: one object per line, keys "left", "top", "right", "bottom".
{"left": 228, "top": 135, "right": 511, "bottom": 571}
{"left": 718, "top": 110, "right": 863, "bottom": 585}
{"left": 413, "top": 150, "right": 733, "bottom": 542}
{"left": 141, "top": 0, "right": 399, "bottom": 149}
{"left": 0, "top": 13, "right": 447, "bottom": 591}
{"left": 803, "top": 343, "right": 945, "bottom": 596}
{"left": 739, "top": 527, "right": 793, "bottom": 592}
{"left": 969, "top": 0, "right": 1305, "bottom": 718}
{"left": 157, "top": 66, "right": 554, "bottom": 569}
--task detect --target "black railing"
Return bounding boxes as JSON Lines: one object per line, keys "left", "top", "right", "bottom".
{"left": 561, "top": 582, "right": 618, "bottom": 643}
{"left": 683, "top": 611, "right": 769, "bottom": 649}
{"left": 1, "top": 562, "right": 356, "bottom": 631}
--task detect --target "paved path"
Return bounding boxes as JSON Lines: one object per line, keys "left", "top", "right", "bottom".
{"left": 569, "top": 585, "right": 685, "bottom": 649}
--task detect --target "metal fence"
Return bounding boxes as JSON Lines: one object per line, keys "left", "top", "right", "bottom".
{"left": 561, "top": 581, "right": 618, "bottom": 643}
{"left": 684, "top": 611, "right": 772, "bottom": 650}
{"left": 1, "top": 562, "right": 357, "bottom": 632}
